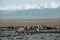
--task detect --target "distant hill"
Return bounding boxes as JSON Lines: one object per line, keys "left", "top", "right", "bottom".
{"left": 0, "top": 8, "right": 60, "bottom": 19}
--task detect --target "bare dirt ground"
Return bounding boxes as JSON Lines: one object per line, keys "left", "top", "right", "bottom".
{"left": 0, "top": 19, "right": 60, "bottom": 27}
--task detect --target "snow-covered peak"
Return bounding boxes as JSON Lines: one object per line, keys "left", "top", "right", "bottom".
{"left": 0, "top": 1, "right": 60, "bottom": 11}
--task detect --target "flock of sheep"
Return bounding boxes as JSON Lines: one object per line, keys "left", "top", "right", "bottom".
{"left": 0, "top": 25, "right": 60, "bottom": 34}
{"left": 17, "top": 25, "right": 59, "bottom": 34}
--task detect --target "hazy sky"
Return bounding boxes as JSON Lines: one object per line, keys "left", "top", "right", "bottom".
{"left": 0, "top": 0, "right": 60, "bottom": 6}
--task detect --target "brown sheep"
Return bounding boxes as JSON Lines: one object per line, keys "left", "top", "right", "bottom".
{"left": 17, "top": 28, "right": 25, "bottom": 34}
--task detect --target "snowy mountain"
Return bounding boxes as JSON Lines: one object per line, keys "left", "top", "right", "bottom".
{"left": 0, "top": 1, "right": 60, "bottom": 10}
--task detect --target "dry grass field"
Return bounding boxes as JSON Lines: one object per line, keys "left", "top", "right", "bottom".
{"left": 0, "top": 19, "right": 60, "bottom": 27}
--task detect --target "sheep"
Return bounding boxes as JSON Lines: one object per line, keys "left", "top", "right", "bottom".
{"left": 35, "top": 28, "right": 40, "bottom": 32}
{"left": 17, "top": 28, "right": 25, "bottom": 34}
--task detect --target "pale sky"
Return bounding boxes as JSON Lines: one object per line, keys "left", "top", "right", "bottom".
{"left": 0, "top": 0, "right": 60, "bottom": 6}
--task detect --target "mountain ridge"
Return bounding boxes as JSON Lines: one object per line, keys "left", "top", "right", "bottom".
{"left": 0, "top": 1, "right": 60, "bottom": 10}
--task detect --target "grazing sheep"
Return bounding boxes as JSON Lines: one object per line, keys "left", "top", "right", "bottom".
{"left": 29, "top": 26, "right": 33, "bottom": 30}
{"left": 37, "top": 26, "right": 40, "bottom": 29}
{"left": 35, "top": 28, "right": 39, "bottom": 32}
{"left": 39, "top": 25, "right": 43, "bottom": 29}
{"left": 17, "top": 28, "right": 25, "bottom": 34}
{"left": 46, "top": 25, "right": 55, "bottom": 29}
{"left": 47, "top": 27, "right": 53, "bottom": 29}
{"left": 27, "top": 26, "right": 30, "bottom": 30}
{"left": 23, "top": 26, "right": 27, "bottom": 30}
{"left": 54, "top": 27, "right": 59, "bottom": 29}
